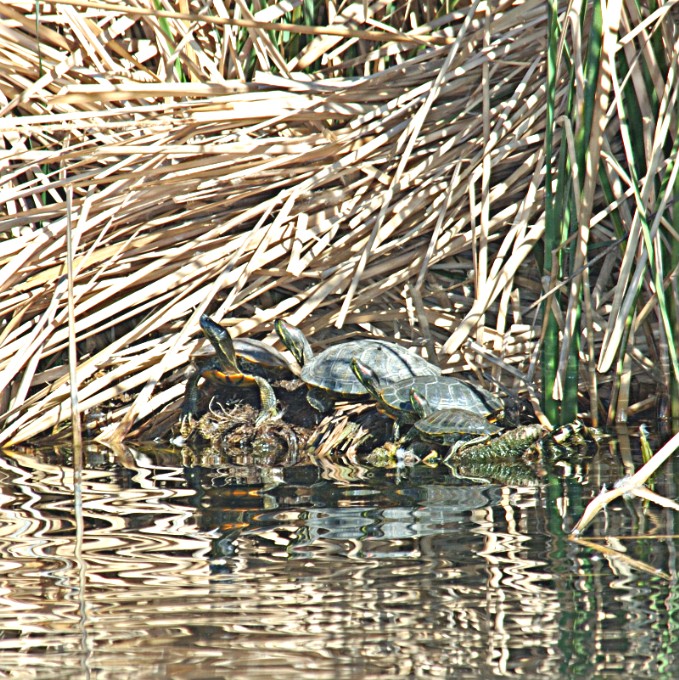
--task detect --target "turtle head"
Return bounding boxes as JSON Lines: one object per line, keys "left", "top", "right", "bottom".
{"left": 200, "top": 314, "right": 239, "bottom": 372}
{"left": 274, "top": 318, "right": 313, "bottom": 367}
{"left": 350, "top": 358, "right": 382, "bottom": 399}
{"left": 409, "top": 388, "right": 432, "bottom": 419}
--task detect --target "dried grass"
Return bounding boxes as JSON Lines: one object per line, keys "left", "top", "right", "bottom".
{"left": 0, "top": 1, "right": 676, "bottom": 445}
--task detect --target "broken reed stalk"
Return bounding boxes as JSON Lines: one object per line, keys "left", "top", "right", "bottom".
{"left": 0, "top": 1, "right": 677, "bottom": 445}
{"left": 571, "top": 430, "right": 679, "bottom": 536}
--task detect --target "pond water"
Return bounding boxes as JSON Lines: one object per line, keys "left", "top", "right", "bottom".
{"left": 1, "top": 429, "right": 678, "bottom": 679}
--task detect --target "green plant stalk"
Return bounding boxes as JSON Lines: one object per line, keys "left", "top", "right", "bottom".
{"left": 556, "top": 191, "right": 578, "bottom": 425}
{"left": 668, "top": 145, "right": 679, "bottom": 424}
{"left": 574, "top": 1, "right": 602, "bottom": 170}
{"left": 236, "top": 27, "right": 258, "bottom": 80}
{"left": 543, "top": 0, "right": 604, "bottom": 425}
{"left": 559, "top": 0, "right": 604, "bottom": 423}
{"left": 617, "top": 49, "right": 648, "bottom": 181}
{"left": 597, "top": 164, "right": 626, "bottom": 241}
{"left": 655, "top": 132, "right": 679, "bottom": 403}
{"left": 153, "top": 0, "right": 187, "bottom": 82}
{"left": 562, "top": 304, "right": 581, "bottom": 423}
{"left": 638, "top": 208, "right": 679, "bottom": 395}
{"left": 541, "top": 0, "right": 562, "bottom": 425}
{"left": 607, "top": 303, "right": 635, "bottom": 423}
{"left": 639, "top": 425, "right": 654, "bottom": 465}
{"left": 606, "top": 20, "right": 673, "bottom": 423}
{"left": 618, "top": 74, "right": 679, "bottom": 407}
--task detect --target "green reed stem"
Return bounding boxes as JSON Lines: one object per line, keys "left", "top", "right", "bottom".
{"left": 541, "top": 0, "right": 562, "bottom": 425}
{"left": 542, "top": 0, "right": 605, "bottom": 425}
{"left": 672, "top": 168, "right": 679, "bottom": 422}
{"left": 616, "top": 41, "right": 679, "bottom": 417}
{"left": 153, "top": 0, "right": 187, "bottom": 82}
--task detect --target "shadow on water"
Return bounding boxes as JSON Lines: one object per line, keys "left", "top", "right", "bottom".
{"left": 0, "top": 427, "right": 678, "bottom": 679}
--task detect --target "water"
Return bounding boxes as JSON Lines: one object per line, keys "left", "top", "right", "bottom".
{"left": 0, "top": 431, "right": 678, "bottom": 679}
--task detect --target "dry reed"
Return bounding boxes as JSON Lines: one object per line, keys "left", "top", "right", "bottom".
{"left": 0, "top": 1, "right": 676, "bottom": 445}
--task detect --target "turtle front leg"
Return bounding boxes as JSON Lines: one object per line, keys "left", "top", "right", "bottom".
{"left": 179, "top": 365, "right": 203, "bottom": 437}
{"left": 253, "top": 375, "right": 281, "bottom": 425}
{"left": 392, "top": 418, "right": 404, "bottom": 440}
{"left": 444, "top": 434, "right": 491, "bottom": 461}
{"left": 306, "top": 387, "right": 334, "bottom": 413}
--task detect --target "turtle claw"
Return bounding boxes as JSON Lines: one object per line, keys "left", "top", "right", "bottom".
{"left": 179, "top": 411, "right": 196, "bottom": 439}
{"left": 254, "top": 405, "right": 283, "bottom": 427}
{"left": 445, "top": 434, "right": 491, "bottom": 461}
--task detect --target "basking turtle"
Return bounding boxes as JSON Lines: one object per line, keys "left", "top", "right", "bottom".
{"left": 404, "top": 389, "right": 502, "bottom": 448}
{"left": 191, "top": 336, "right": 296, "bottom": 379}
{"left": 405, "top": 406, "right": 503, "bottom": 447}
{"left": 181, "top": 314, "right": 284, "bottom": 429}
{"left": 351, "top": 358, "right": 504, "bottom": 436}
{"left": 274, "top": 318, "right": 441, "bottom": 412}
{"left": 229, "top": 338, "right": 297, "bottom": 380}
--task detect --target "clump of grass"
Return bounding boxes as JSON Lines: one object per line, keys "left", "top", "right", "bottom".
{"left": 541, "top": 0, "right": 679, "bottom": 426}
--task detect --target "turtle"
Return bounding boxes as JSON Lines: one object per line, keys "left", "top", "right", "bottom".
{"left": 274, "top": 318, "right": 441, "bottom": 412}
{"left": 403, "top": 389, "right": 502, "bottom": 448}
{"left": 351, "top": 358, "right": 504, "bottom": 437}
{"left": 191, "top": 335, "right": 297, "bottom": 380}
{"left": 230, "top": 338, "right": 297, "bottom": 380}
{"left": 181, "top": 314, "right": 284, "bottom": 429}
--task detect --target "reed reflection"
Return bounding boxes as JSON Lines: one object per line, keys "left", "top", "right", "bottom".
{"left": 0, "top": 443, "right": 675, "bottom": 678}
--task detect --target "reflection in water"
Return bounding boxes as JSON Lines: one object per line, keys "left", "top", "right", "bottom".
{"left": 0, "top": 440, "right": 677, "bottom": 679}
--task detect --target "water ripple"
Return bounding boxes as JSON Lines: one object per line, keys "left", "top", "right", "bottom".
{"left": 0, "top": 445, "right": 676, "bottom": 678}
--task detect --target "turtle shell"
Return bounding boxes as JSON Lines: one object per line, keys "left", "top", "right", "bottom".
{"left": 378, "top": 375, "right": 503, "bottom": 422}
{"left": 301, "top": 339, "right": 440, "bottom": 397}
{"left": 193, "top": 337, "right": 296, "bottom": 379}
{"left": 232, "top": 338, "right": 296, "bottom": 379}
{"left": 411, "top": 407, "right": 501, "bottom": 445}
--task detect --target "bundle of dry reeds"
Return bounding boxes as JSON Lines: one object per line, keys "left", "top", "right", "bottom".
{"left": 0, "top": 1, "right": 676, "bottom": 445}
